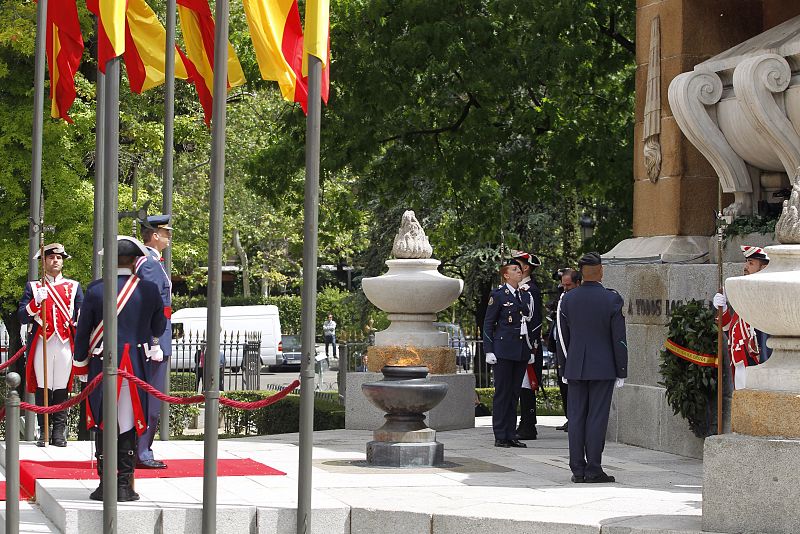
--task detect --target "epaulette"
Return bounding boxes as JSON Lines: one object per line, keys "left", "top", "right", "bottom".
{"left": 606, "top": 288, "right": 620, "bottom": 295}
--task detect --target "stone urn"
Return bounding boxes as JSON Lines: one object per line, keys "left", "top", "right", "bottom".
{"left": 361, "top": 211, "right": 463, "bottom": 347}
{"left": 361, "top": 366, "right": 449, "bottom": 466}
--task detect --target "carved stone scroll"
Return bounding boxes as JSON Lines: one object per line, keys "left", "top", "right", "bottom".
{"left": 733, "top": 54, "right": 800, "bottom": 179}
{"left": 643, "top": 16, "right": 662, "bottom": 183}
{"left": 668, "top": 70, "right": 753, "bottom": 215}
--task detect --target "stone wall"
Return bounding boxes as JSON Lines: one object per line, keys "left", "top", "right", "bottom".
{"left": 602, "top": 260, "right": 742, "bottom": 458}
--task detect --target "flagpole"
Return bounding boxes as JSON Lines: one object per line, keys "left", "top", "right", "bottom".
{"left": 297, "top": 52, "right": 322, "bottom": 534}
{"left": 160, "top": 0, "right": 177, "bottom": 442}
{"left": 26, "top": 0, "right": 48, "bottom": 443}
{"left": 102, "top": 57, "right": 121, "bottom": 533}
{"left": 202, "top": 0, "right": 229, "bottom": 529}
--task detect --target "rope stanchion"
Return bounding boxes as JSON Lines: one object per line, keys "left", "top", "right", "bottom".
{"left": 19, "top": 373, "right": 103, "bottom": 415}
{"left": 0, "top": 347, "right": 27, "bottom": 372}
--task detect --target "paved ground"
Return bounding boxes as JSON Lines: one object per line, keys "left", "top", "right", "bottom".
{"left": 0, "top": 416, "right": 716, "bottom": 534}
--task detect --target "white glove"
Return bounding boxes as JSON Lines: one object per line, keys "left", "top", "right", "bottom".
{"left": 34, "top": 287, "right": 48, "bottom": 306}
{"left": 562, "top": 377, "right": 568, "bottom": 384}
{"left": 712, "top": 292, "right": 727, "bottom": 312}
{"left": 615, "top": 378, "right": 625, "bottom": 388}
{"left": 78, "top": 374, "right": 88, "bottom": 383}
{"left": 144, "top": 343, "right": 164, "bottom": 362}
{"left": 485, "top": 352, "right": 497, "bottom": 365}
{"left": 528, "top": 354, "right": 535, "bottom": 364}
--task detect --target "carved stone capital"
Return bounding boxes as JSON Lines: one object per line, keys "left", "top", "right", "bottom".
{"left": 668, "top": 70, "right": 752, "bottom": 194}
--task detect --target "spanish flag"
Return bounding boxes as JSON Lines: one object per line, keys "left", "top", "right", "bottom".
{"left": 91, "top": 0, "right": 126, "bottom": 71}
{"left": 302, "top": 0, "right": 330, "bottom": 104}
{"left": 44, "top": 0, "right": 84, "bottom": 122}
{"left": 241, "top": 0, "right": 307, "bottom": 106}
{"left": 177, "top": 0, "right": 246, "bottom": 125}
{"left": 124, "top": 0, "right": 188, "bottom": 93}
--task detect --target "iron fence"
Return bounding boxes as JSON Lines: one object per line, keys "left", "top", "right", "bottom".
{"left": 171, "top": 330, "right": 262, "bottom": 392}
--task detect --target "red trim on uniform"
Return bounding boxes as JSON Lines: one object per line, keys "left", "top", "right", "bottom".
{"left": 525, "top": 364, "right": 538, "bottom": 390}
{"left": 163, "top": 306, "right": 172, "bottom": 319}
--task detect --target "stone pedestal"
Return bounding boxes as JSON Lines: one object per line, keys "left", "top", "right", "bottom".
{"left": 732, "top": 389, "right": 800, "bottom": 437}
{"left": 346, "top": 372, "right": 475, "bottom": 431}
{"left": 704, "top": 433, "right": 800, "bottom": 534}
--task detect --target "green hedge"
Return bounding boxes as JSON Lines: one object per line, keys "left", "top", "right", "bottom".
{"left": 168, "top": 392, "right": 201, "bottom": 438}
{"left": 476, "top": 387, "right": 564, "bottom": 416}
{"left": 170, "top": 372, "right": 197, "bottom": 393}
{"left": 219, "top": 390, "right": 344, "bottom": 436}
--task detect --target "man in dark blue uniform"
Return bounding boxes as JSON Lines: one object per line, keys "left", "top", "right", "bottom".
{"left": 483, "top": 259, "right": 534, "bottom": 448}
{"left": 134, "top": 215, "right": 174, "bottom": 469}
{"left": 558, "top": 252, "right": 627, "bottom": 483}
{"left": 512, "top": 250, "right": 543, "bottom": 440}
{"left": 73, "top": 236, "right": 166, "bottom": 501}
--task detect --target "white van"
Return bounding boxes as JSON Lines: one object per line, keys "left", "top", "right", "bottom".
{"left": 170, "top": 305, "right": 283, "bottom": 369}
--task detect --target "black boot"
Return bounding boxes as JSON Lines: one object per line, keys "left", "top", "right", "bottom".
{"left": 516, "top": 387, "right": 538, "bottom": 440}
{"left": 50, "top": 389, "right": 69, "bottom": 447}
{"left": 34, "top": 388, "right": 46, "bottom": 447}
{"left": 117, "top": 430, "right": 140, "bottom": 502}
{"left": 89, "top": 432, "right": 104, "bottom": 501}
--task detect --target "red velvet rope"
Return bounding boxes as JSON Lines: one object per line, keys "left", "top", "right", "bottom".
{"left": 0, "top": 346, "right": 26, "bottom": 372}
{"left": 1, "top": 364, "right": 300, "bottom": 420}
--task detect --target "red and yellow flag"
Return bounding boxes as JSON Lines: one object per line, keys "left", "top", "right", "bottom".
{"left": 124, "top": 0, "right": 188, "bottom": 93}
{"left": 242, "top": 0, "right": 307, "bottom": 107}
{"left": 90, "top": 0, "right": 126, "bottom": 70}
{"left": 302, "top": 0, "right": 330, "bottom": 104}
{"left": 177, "top": 0, "right": 246, "bottom": 125}
{"left": 44, "top": 0, "right": 84, "bottom": 122}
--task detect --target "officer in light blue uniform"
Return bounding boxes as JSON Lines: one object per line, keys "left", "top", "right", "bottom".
{"left": 558, "top": 252, "right": 627, "bottom": 483}
{"left": 483, "top": 259, "right": 534, "bottom": 448}
{"left": 134, "top": 214, "right": 173, "bottom": 469}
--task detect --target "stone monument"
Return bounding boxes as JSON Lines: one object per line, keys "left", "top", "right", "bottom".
{"left": 345, "top": 211, "right": 475, "bottom": 431}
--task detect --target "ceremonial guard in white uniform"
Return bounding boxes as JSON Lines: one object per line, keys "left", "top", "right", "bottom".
{"left": 18, "top": 243, "right": 83, "bottom": 447}
{"left": 73, "top": 236, "right": 166, "bottom": 502}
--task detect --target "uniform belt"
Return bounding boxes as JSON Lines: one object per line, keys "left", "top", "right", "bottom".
{"left": 164, "top": 306, "right": 172, "bottom": 319}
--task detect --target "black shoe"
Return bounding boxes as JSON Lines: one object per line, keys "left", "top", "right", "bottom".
{"left": 515, "top": 432, "right": 537, "bottom": 440}
{"left": 137, "top": 459, "right": 167, "bottom": 469}
{"left": 584, "top": 472, "right": 615, "bottom": 483}
{"left": 89, "top": 483, "right": 103, "bottom": 501}
{"left": 118, "top": 480, "right": 140, "bottom": 502}
{"left": 570, "top": 475, "right": 584, "bottom": 483}
{"left": 494, "top": 439, "right": 510, "bottom": 448}
{"left": 507, "top": 439, "right": 527, "bottom": 448}
{"left": 556, "top": 422, "right": 568, "bottom": 431}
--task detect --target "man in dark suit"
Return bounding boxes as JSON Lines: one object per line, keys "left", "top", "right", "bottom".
{"left": 134, "top": 215, "right": 174, "bottom": 469}
{"left": 551, "top": 268, "right": 580, "bottom": 432}
{"left": 557, "top": 252, "right": 627, "bottom": 483}
{"left": 73, "top": 236, "right": 166, "bottom": 502}
{"left": 483, "top": 259, "right": 534, "bottom": 448}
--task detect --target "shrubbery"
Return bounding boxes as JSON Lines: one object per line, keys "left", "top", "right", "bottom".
{"left": 476, "top": 386, "right": 565, "bottom": 416}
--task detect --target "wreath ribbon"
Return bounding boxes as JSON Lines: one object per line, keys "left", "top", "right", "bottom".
{"left": 664, "top": 338, "right": 718, "bottom": 367}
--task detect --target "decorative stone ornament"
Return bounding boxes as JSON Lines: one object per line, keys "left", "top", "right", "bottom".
{"left": 643, "top": 16, "right": 662, "bottom": 184}
{"left": 391, "top": 210, "right": 433, "bottom": 259}
{"left": 775, "top": 172, "right": 800, "bottom": 244}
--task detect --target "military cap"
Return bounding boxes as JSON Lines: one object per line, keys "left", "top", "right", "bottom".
{"left": 33, "top": 243, "right": 70, "bottom": 259}
{"left": 141, "top": 214, "right": 173, "bottom": 231}
{"left": 505, "top": 258, "right": 523, "bottom": 268}
{"left": 511, "top": 249, "right": 542, "bottom": 267}
{"left": 741, "top": 245, "right": 769, "bottom": 262}
{"left": 578, "top": 251, "right": 602, "bottom": 267}
{"left": 99, "top": 235, "right": 149, "bottom": 257}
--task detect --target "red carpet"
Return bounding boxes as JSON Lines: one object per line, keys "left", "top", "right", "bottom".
{"left": 0, "top": 481, "right": 33, "bottom": 501}
{"left": 13, "top": 458, "right": 285, "bottom": 499}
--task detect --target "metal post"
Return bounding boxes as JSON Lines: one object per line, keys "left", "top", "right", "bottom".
{"left": 102, "top": 57, "right": 121, "bottom": 533}
{"left": 202, "top": 0, "right": 229, "bottom": 530}
{"left": 25, "top": 0, "right": 48, "bottom": 442}
{"left": 297, "top": 54, "right": 322, "bottom": 534}
{"left": 5, "top": 372, "right": 22, "bottom": 534}
{"left": 93, "top": 68, "right": 105, "bottom": 278}
{"left": 160, "top": 0, "right": 177, "bottom": 442}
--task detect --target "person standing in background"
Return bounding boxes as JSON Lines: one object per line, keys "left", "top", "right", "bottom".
{"left": 323, "top": 313, "right": 337, "bottom": 358}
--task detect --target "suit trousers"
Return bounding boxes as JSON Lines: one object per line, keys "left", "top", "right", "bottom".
{"left": 567, "top": 379, "right": 615, "bottom": 477}
{"left": 137, "top": 357, "right": 168, "bottom": 461}
{"left": 492, "top": 358, "right": 528, "bottom": 440}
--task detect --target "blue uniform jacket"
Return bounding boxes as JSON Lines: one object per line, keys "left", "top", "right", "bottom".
{"left": 559, "top": 281, "right": 628, "bottom": 380}
{"left": 483, "top": 285, "right": 532, "bottom": 362}
{"left": 73, "top": 274, "right": 166, "bottom": 428}
{"left": 135, "top": 248, "right": 172, "bottom": 356}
